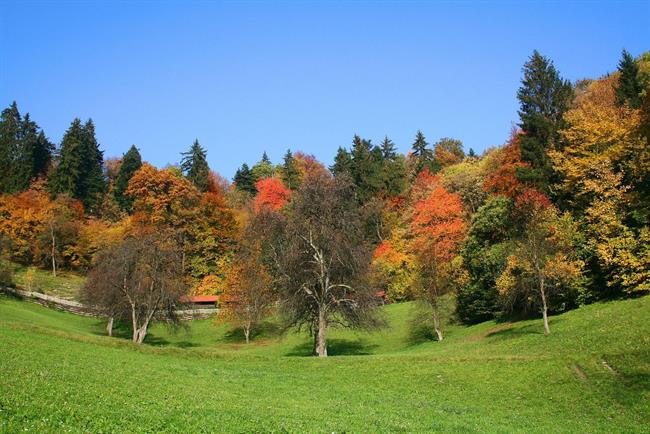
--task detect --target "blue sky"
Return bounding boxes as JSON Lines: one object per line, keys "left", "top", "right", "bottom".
{"left": 1, "top": 1, "right": 648, "bottom": 179}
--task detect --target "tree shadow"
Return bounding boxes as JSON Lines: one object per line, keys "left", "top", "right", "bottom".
{"left": 484, "top": 323, "right": 545, "bottom": 340}
{"left": 221, "top": 320, "right": 284, "bottom": 344}
{"left": 285, "top": 338, "right": 378, "bottom": 357}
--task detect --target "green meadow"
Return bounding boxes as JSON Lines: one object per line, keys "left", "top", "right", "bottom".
{"left": 1, "top": 294, "right": 648, "bottom": 433}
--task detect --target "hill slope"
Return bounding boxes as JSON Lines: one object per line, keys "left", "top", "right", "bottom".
{"left": 0, "top": 295, "right": 648, "bottom": 432}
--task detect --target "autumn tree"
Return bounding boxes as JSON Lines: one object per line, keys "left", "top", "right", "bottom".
{"left": 410, "top": 174, "right": 466, "bottom": 340}
{"left": 433, "top": 137, "right": 464, "bottom": 169}
{"left": 113, "top": 145, "right": 142, "bottom": 211}
{"left": 253, "top": 177, "right": 291, "bottom": 213}
{"left": 251, "top": 151, "right": 275, "bottom": 181}
{"left": 496, "top": 192, "right": 584, "bottom": 334}
{"left": 83, "top": 232, "right": 187, "bottom": 343}
{"left": 181, "top": 140, "right": 210, "bottom": 192}
{"left": 271, "top": 173, "right": 381, "bottom": 357}
{"left": 483, "top": 132, "right": 529, "bottom": 198}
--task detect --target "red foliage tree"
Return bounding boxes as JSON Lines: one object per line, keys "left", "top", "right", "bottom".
{"left": 484, "top": 132, "right": 529, "bottom": 198}
{"left": 254, "top": 177, "right": 291, "bottom": 213}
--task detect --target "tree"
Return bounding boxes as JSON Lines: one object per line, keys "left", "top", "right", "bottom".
{"left": 251, "top": 151, "right": 275, "bottom": 181}
{"left": 483, "top": 132, "right": 529, "bottom": 198}
{"left": 496, "top": 193, "right": 583, "bottom": 334}
{"left": 181, "top": 139, "right": 210, "bottom": 192}
{"left": 219, "top": 215, "right": 276, "bottom": 343}
{"left": 349, "top": 135, "right": 384, "bottom": 203}
{"left": 330, "top": 146, "right": 353, "bottom": 177}
{"left": 457, "top": 196, "right": 514, "bottom": 324}
{"left": 272, "top": 173, "right": 381, "bottom": 357}
{"left": 433, "top": 137, "right": 464, "bottom": 169}
{"left": 410, "top": 130, "right": 437, "bottom": 175}
{"left": 281, "top": 149, "right": 301, "bottom": 190}
{"left": 113, "top": 145, "right": 142, "bottom": 212}
{"left": 410, "top": 175, "right": 466, "bottom": 340}
{"left": 82, "top": 232, "right": 187, "bottom": 343}
{"left": 253, "top": 177, "right": 291, "bottom": 213}
{"left": 49, "top": 118, "right": 106, "bottom": 213}
{"left": 517, "top": 50, "right": 573, "bottom": 188}
{"left": 233, "top": 163, "right": 256, "bottom": 194}
{"left": 616, "top": 49, "right": 642, "bottom": 109}
{"left": 380, "top": 136, "right": 407, "bottom": 197}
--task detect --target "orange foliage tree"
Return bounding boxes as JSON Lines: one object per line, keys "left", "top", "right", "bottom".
{"left": 484, "top": 132, "right": 529, "bottom": 198}
{"left": 410, "top": 175, "right": 466, "bottom": 341}
{"left": 253, "top": 177, "right": 291, "bottom": 213}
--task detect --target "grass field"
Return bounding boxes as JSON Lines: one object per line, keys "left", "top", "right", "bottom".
{"left": 0, "top": 294, "right": 648, "bottom": 433}
{"left": 10, "top": 264, "right": 85, "bottom": 300}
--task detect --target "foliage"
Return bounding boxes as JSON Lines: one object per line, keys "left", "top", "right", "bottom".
{"left": 615, "top": 49, "right": 643, "bottom": 108}
{"left": 433, "top": 137, "right": 464, "bottom": 168}
{"left": 253, "top": 177, "right": 291, "bottom": 213}
{"left": 181, "top": 139, "right": 210, "bottom": 192}
{"left": 113, "top": 145, "right": 142, "bottom": 211}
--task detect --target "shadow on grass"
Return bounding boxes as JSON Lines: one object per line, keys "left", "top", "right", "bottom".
{"left": 286, "top": 338, "right": 379, "bottom": 357}
{"left": 221, "top": 320, "right": 284, "bottom": 344}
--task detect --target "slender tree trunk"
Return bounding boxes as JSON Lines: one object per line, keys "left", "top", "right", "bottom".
{"left": 432, "top": 304, "right": 443, "bottom": 341}
{"left": 312, "top": 321, "right": 319, "bottom": 356}
{"left": 106, "top": 316, "right": 114, "bottom": 337}
{"left": 539, "top": 277, "right": 550, "bottom": 335}
{"left": 244, "top": 321, "right": 251, "bottom": 344}
{"left": 50, "top": 224, "right": 56, "bottom": 278}
{"left": 316, "top": 306, "right": 328, "bottom": 357}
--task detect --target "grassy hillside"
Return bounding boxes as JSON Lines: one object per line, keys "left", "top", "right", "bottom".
{"left": 11, "top": 264, "right": 85, "bottom": 300}
{"left": 0, "top": 294, "right": 648, "bottom": 432}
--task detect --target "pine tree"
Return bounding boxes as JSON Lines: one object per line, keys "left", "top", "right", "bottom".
{"left": 411, "top": 130, "right": 437, "bottom": 175}
{"left": 114, "top": 145, "right": 142, "bottom": 211}
{"left": 468, "top": 148, "right": 477, "bottom": 158}
{"left": 281, "top": 149, "right": 300, "bottom": 190}
{"left": 380, "top": 136, "right": 397, "bottom": 160}
{"left": 616, "top": 49, "right": 642, "bottom": 109}
{"left": 181, "top": 139, "right": 210, "bottom": 192}
{"left": 261, "top": 151, "right": 271, "bottom": 164}
{"left": 330, "top": 147, "right": 352, "bottom": 176}
{"left": 50, "top": 118, "right": 106, "bottom": 213}
{"left": 251, "top": 151, "right": 275, "bottom": 181}
{"left": 234, "top": 163, "right": 256, "bottom": 194}
{"left": 516, "top": 50, "right": 573, "bottom": 189}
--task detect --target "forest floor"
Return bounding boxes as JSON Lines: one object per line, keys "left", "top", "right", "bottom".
{"left": 0, "top": 292, "right": 648, "bottom": 432}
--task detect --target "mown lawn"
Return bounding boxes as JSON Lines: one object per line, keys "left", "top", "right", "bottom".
{"left": 0, "top": 294, "right": 648, "bottom": 432}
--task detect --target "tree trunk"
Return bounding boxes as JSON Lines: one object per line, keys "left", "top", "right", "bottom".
{"left": 432, "top": 305, "right": 444, "bottom": 341}
{"left": 244, "top": 322, "right": 251, "bottom": 344}
{"left": 311, "top": 322, "right": 319, "bottom": 356}
{"left": 50, "top": 224, "right": 57, "bottom": 278}
{"left": 106, "top": 316, "right": 114, "bottom": 337}
{"left": 315, "top": 306, "right": 328, "bottom": 357}
{"left": 540, "top": 278, "right": 550, "bottom": 335}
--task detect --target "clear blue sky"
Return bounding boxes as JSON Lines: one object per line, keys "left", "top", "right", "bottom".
{"left": 1, "top": 1, "right": 648, "bottom": 179}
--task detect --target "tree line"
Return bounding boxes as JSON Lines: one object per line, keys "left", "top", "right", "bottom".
{"left": 1, "top": 49, "right": 648, "bottom": 353}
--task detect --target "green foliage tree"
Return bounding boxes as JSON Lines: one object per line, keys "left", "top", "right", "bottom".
{"left": 330, "top": 146, "right": 353, "bottom": 176}
{"left": 234, "top": 163, "right": 256, "bottom": 194}
{"left": 616, "top": 49, "right": 643, "bottom": 109}
{"left": 411, "top": 130, "right": 437, "bottom": 175}
{"left": 457, "top": 196, "right": 514, "bottom": 324}
{"left": 379, "top": 136, "right": 407, "bottom": 196}
{"left": 181, "top": 139, "right": 210, "bottom": 192}
{"left": 349, "top": 135, "right": 384, "bottom": 203}
{"left": 113, "top": 145, "right": 142, "bottom": 211}
{"left": 251, "top": 151, "right": 275, "bottom": 181}
{"left": 281, "top": 149, "right": 300, "bottom": 189}
{"left": 516, "top": 50, "right": 573, "bottom": 189}
{"left": 50, "top": 118, "right": 106, "bottom": 213}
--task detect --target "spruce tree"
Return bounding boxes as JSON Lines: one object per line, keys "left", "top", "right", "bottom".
{"left": 114, "top": 145, "right": 142, "bottom": 211}
{"left": 281, "top": 149, "right": 300, "bottom": 190}
{"left": 616, "top": 49, "right": 642, "bottom": 109}
{"left": 50, "top": 118, "right": 106, "bottom": 213}
{"left": 330, "top": 147, "right": 353, "bottom": 177}
{"left": 380, "top": 136, "right": 406, "bottom": 196}
{"left": 516, "top": 50, "right": 573, "bottom": 188}
{"left": 251, "top": 151, "right": 275, "bottom": 181}
{"left": 234, "top": 163, "right": 256, "bottom": 194}
{"left": 411, "top": 130, "right": 437, "bottom": 175}
{"left": 350, "top": 135, "right": 383, "bottom": 203}
{"left": 181, "top": 139, "right": 210, "bottom": 192}
{"left": 380, "top": 136, "right": 397, "bottom": 160}
{"left": 0, "top": 102, "right": 22, "bottom": 193}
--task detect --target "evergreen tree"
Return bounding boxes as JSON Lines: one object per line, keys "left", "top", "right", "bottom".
{"left": 50, "top": 118, "right": 106, "bottom": 212}
{"left": 181, "top": 139, "right": 210, "bottom": 192}
{"left": 261, "top": 151, "right": 271, "bottom": 164}
{"left": 0, "top": 102, "right": 51, "bottom": 192}
{"left": 330, "top": 147, "right": 352, "bottom": 176}
{"left": 468, "top": 148, "right": 477, "bottom": 158}
{"left": 350, "top": 135, "right": 383, "bottom": 203}
{"left": 516, "top": 50, "right": 573, "bottom": 188}
{"left": 411, "top": 130, "right": 437, "bottom": 175}
{"left": 114, "top": 145, "right": 142, "bottom": 211}
{"left": 616, "top": 49, "right": 642, "bottom": 109}
{"left": 281, "top": 149, "right": 300, "bottom": 190}
{"left": 380, "top": 136, "right": 407, "bottom": 196}
{"left": 234, "top": 163, "right": 256, "bottom": 194}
